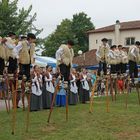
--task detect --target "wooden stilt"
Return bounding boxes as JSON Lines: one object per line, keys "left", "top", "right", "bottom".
{"left": 125, "top": 76, "right": 129, "bottom": 109}
{"left": 11, "top": 74, "right": 18, "bottom": 135}
{"left": 47, "top": 79, "right": 60, "bottom": 123}
{"left": 89, "top": 79, "right": 97, "bottom": 113}
{"left": 136, "top": 83, "right": 140, "bottom": 105}
{"left": 106, "top": 76, "right": 109, "bottom": 113}
{"left": 26, "top": 81, "right": 31, "bottom": 132}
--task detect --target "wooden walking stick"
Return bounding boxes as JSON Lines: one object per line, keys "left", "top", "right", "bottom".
{"left": 64, "top": 81, "right": 69, "bottom": 121}
{"left": 114, "top": 75, "right": 118, "bottom": 101}
{"left": 5, "top": 73, "right": 11, "bottom": 113}
{"left": 22, "top": 75, "right": 26, "bottom": 111}
{"left": 11, "top": 74, "right": 18, "bottom": 135}
{"left": 106, "top": 75, "right": 109, "bottom": 113}
{"left": 110, "top": 75, "right": 114, "bottom": 101}
{"left": 89, "top": 79, "right": 97, "bottom": 113}
{"left": 135, "top": 79, "right": 140, "bottom": 105}
{"left": 47, "top": 78, "right": 60, "bottom": 123}
{"left": 25, "top": 81, "right": 31, "bottom": 132}
{"left": 3, "top": 88, "right": 9, "bottom": 113}
{"left": 125, "top": 76, "right": 130, "bottom": 109}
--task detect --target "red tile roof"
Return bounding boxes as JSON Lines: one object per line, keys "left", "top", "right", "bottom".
{"left": 73, "top": 49, "right": 98, "bottom": 66}
{"left": 87, "top": 20, "right": 140, "bottom": 34}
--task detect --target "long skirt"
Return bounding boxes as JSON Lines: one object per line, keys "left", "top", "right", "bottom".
{"left": 56, "top": 95, "right": 66, "bottom": 107}
{"left": 30, "top": 94, "right": 42, "bottom": 111}
{"left": 42, "top": 85, "right": 53, "bottom": 109}
{"left": 79, "top": 84, "right": 89, "bottom": 104}
{"left": 68, "top": 92, "right": 78, "bottom": 105}
{"left": 56, "top": 88, "right": 66, "bottom": 107}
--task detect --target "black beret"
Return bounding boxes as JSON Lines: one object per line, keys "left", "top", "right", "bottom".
{"left": 110, "top": 45, "right": 116, "bottom": 49}
{"left": 101, "top": 38, "right": 108, "bottom": 42}
{"left": 27, "top": 33, "right": 36, "bottom": 39}
{"left": 135, "top": 41, "right": 140, "bottom": 46}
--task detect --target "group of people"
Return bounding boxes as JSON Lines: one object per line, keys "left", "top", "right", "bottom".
{"left": 96, "top": 38, "right": 140, "bottom": 83}
{"left": 0, "top": 32, "right": 39, "bottom": 111}
{"left": 1, "top": 31, "right": 139, "bottom": 112}
{"left": 0, "top": 34, "right": 95, "bottom": 112}
{"left": 29, "top": 65, "right": 96, "bottom": 111}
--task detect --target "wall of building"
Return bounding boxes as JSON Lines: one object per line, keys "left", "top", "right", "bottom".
{"left": 120, "top": 29, "right": 140, "bottom": 47}
{"left": 89, "top": 32, "right": 115, "bottom": 50}
{"left": 89, "top": 29, "right": 140, "bottom": 50}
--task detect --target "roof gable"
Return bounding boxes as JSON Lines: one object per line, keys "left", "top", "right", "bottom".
{"left": 87, "top": 20, "right": 140, "bottom": 34}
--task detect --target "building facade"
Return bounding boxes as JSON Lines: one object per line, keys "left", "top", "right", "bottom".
{"left": 87, "top": 20, "right": 140, "bottom": 50}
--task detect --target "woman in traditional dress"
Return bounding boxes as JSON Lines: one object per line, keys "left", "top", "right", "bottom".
{"left": 30, "top": 65, "right": 42, "bottom": 111}
{"left": 68, "top": 68, "right": 78, "bottom": 105}
{"left": 79, "top": 68, "right": 90, "bottom": 103}
{"left": 56, "top": 73, "right": 66, "bottom": 107}
{"left": 42, "top": 66, "right": 54, "bottom": 109}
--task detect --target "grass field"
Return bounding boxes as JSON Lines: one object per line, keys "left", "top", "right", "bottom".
{"left": 0, "top": 93, "right": 140, "bottom": 140}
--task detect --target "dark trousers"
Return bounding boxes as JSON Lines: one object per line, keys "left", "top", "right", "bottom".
{"left": 59, "top": 63, "right": 70, "bottom": 82}
{"left": 110, "top": 64, "right": 116, "bottom": 74}
{"left": 129, "top": 60, "right": 138, "bottom": 78}
{"left": 19, "top": 63, "right": 30, "bottom": 81}
{"left": 116, "top": 63, "right": 121, "bottom": 74}
{"left": 98, "top": 61, "right": 107, "bottom": 76}
{"left": 0, "top": 57, "right": 5, "bottom": 75}
{"left": 8, "top": 57, "right": 17, "bottom": 74}
{"left": 121, "top": 63, "right": 127, "bottom": 74}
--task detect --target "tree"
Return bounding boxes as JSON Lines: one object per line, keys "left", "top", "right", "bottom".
{"left": 43, "top": 19, "right": 76, "bottom": 57}
{"left": 0, "top": 0, "right": 42, "bottom": 36}
{"left": 71, "top": 12, "right": 94, "bottom": 53}
{"left": 43, "top": 12, "right": 94, "bottom": 57}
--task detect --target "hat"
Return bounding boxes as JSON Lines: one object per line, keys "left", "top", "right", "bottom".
{"left": 135, "top": 41, "right": 140, "bottom": 46}
{"left": 27, "top": 33, "right": 36, "bottom": 39}
{"left": 110, "top": 45, "right": 116, "bottom": 49}
{"left": 101, "top": 38, "right": 108, "bottom": 42}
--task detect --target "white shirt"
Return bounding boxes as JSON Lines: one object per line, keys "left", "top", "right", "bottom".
{"left": 45, "top": 72, "right": 55, "bottom": 93}
{"left": 4, "top": 37, "right": 18, "bottom": 58}
{"left": 14, "top": 40, "right": 36, "bottom": 59}
{"left": 32, "top": 73, "right": 42, "bottom": 96}
{"left": 130, "top": 47, "right": 137, "bottom": 58}
{"left": 107, "top": 50, "right": 116, "bottom": 59}
{"left": 55, "top": 48, "right": 64, "bottom": 61}
{"left": 70, "top": 74, "right": 78, "bottom": 94}
{"left": 81, "top": 74, "right": 89, "bottom": 91}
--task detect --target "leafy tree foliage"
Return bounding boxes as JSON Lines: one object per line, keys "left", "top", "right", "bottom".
{"left": 0, "top": 0, "right": 42, "bottom": 36}
{"left": 43, "top": 12, "right": 94, "bottom": 57}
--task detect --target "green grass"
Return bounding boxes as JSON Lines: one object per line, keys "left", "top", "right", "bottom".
{"left": 0, "top": 93, "right": 140, "bottom": 140}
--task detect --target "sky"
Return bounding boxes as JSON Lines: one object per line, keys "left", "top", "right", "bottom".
{"left": 18, "top": 0, "right": 140, "bottom": 38}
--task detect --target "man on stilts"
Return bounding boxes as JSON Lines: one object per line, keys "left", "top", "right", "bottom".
{"left": 14, "top": 33, "right": 36, "bottom": 109}
{"left": 56, "top": 40, "right": 74, "bottom": 82}
{"left": 2, "top": 32, "right": 18, "bottom": 134}
{"left": 128, "top": 41, "right": 140, "bottom": 105}
{"left": 96, "top": 38, "right": 110, "bottom": 76}
{"left": 47, "top": 40, "right": 74, "bottom": 122}
{"left": 0, "top": 36, "right": 7, "bottom": 107}
{"left": 93, "top": 38, "right": 110, "bottom": 112}
{"left": 128, "top": 41, "right": 140, "bottom": 83}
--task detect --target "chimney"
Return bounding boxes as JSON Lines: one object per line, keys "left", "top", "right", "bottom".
{"left": 115, "top": 20, "right": 120, "bottom": 46}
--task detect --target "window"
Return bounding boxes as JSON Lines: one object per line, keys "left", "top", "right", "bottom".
{"left": 108, "top": 39, "right": 112, "bottom": 46}
{"left": 125, "top": 37, "right": 135, "bottom": 46}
